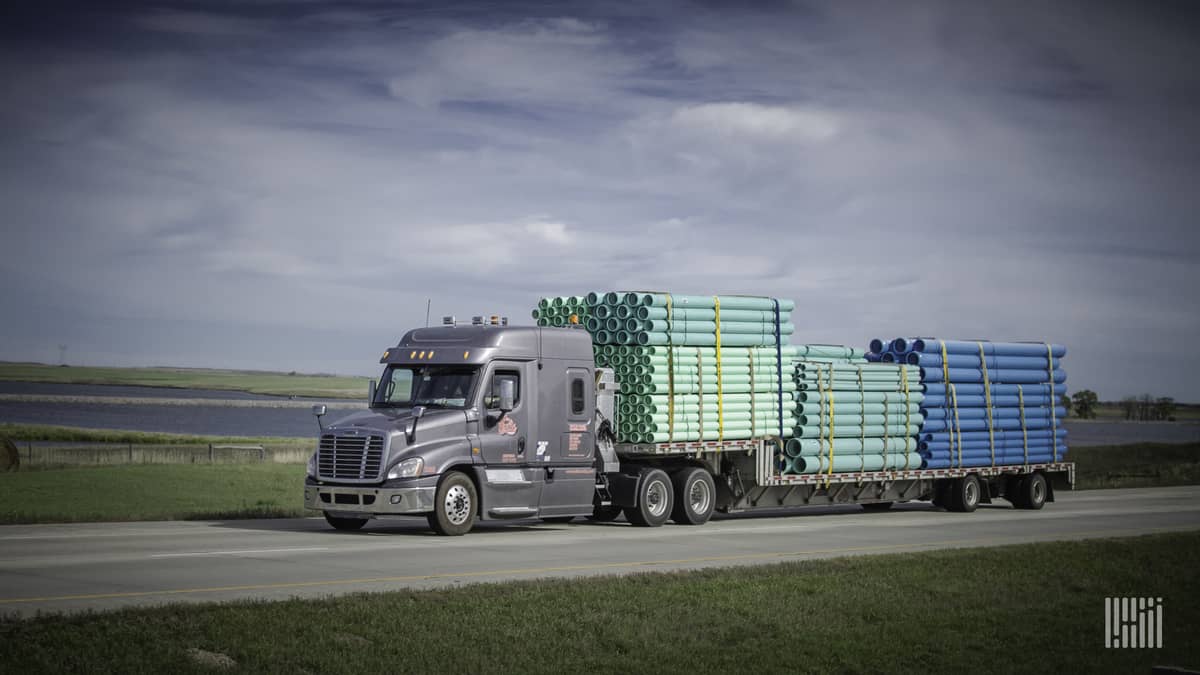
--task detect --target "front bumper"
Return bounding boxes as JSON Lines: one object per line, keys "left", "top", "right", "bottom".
{"left": 304, "top": 478, "right": 437, "bottom": 516}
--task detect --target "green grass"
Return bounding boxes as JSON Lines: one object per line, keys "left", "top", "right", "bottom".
{"left": 1, "top": 532, "right": 1196, "bottom": 673}
{"left": 0, "top": 362, "right": 368, "bottom": 399}
{"left": 0, "top": 422, "right": 311, "bottom": 446}
{"left": 0, "top": 464, "right": 307, "bottom": 524}
{"left": 1073, "top": 442, "right": 1200, "bottom": 489}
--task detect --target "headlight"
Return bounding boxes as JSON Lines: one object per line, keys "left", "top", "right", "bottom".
{"left": 306, "top": 452, "right": 317, "bottom": 478}
{"left": 387, "top": 457, "right": 424, "bottom": 480}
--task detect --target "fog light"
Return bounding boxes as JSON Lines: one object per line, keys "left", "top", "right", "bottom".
{"left": 390, "top": 495, "right": 403, "bottom": 505}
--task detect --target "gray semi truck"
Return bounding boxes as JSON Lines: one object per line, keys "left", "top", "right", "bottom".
{"left": 303, "top": 319, "right": 1074, "bottom": 535}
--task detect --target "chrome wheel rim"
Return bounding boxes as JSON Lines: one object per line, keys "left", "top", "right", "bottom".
{"left": 688, "top": 478, "right": 711, "bottom": 515}
{"left": 646, "top": 479, "right": 668, "bottom": 518}
{"left": 964, "top": 480, "right": 979, "bottom": 507}
{"left": 445, "top": 485, "right": 472, "bottom": 525}
{"left": 1031, "top": 479, "right": 1045, "bottom": 504}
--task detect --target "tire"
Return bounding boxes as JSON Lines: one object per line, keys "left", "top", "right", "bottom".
{"left": 540, "top": 516, "right": 575, "bottom": 524}
{"left": 947, "top": 475, "right": 980, "bottom": 513}
{"left": 861, "top": 502, "right": 893, "bottom": 512}
{"left": 588, "top": 504, "right": 623, "bottom": 522}
{"left": 324, "top": 512, "right": 368, "bottom": 531}
{"left": 1016, "top": 473, "right": 1047, "bottom": 510}
{"left": 427, "top": 472, "right": 477, "bottom": 536}
{"left": 624, "top": 468, "right": 673, "bottom": 527}
{"left": 1007, "top": 476, "right": 1030, "bottom": 509}
{"left": 670, "top": 467, "right": 716, "bottom": 525}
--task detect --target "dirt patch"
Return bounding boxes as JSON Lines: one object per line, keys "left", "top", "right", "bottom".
{"left": 0, "top": 437, "right": 18, "bottom": 472}
{"left": 186, "top": 648, "right": 236, "bottom": 669}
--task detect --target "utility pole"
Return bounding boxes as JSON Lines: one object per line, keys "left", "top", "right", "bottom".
{"left": 58, "top": 344, "right": 67, "bottom": 365}
{"left": 425, "top": 299, "right": 431, "bottom": 327}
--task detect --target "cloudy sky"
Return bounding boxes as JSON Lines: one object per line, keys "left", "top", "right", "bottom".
{"left": 1, "top": 1, "right": 1198, "bottom": 400}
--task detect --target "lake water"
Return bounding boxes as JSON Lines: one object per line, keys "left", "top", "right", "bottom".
{"left": 1, "top": 383, "right": 1197, "bottom": 445}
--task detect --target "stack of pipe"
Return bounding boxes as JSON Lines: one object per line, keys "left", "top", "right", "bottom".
{"left": 783, "top": 345, "right": 924, "bottom": 475}
{"left": 871, "top": 338, "right": 1068, "bottom": 469}
{"left": 534, "top": 291, "right": 796, "bottom": 443}
{"left": 531, "top": 296, "right": 590, "bottom": 327}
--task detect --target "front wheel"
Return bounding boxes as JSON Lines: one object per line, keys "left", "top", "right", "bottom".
{"left": 427, "top": 472, "right": 477, "bottom": 536}
{"left": 625, "top": 468, "right": 673, "bottom": 527}
{"left": 324, "top": 512, "right": 368, "bottom": 531}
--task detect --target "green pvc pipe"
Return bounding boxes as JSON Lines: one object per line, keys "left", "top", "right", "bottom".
{"left": 637, "top": 306, "right": 793, "bottom": 323}
{"left": 643, "top": 345, "right": 800, "bottom": 358}
{"left": 796, "top": 391, "right": 925, "bottom": 404}
{"left": 793, "top": 345, "right": 866, "bottom": 359}
{"left": 798, "top": 413, "right": 920, "bottom": 427}
{"left": 784, "top": 436, "right": 917, "bottom": 458}
{"left": 637, "top": 332, "right": 792, "bottom": 347}
{"left": 787, "top": 452, "right": 922, "bottom": 474}
{"left": 796, "top": 381, "right": 915, "bottom": 393}
{"left": 795, "top": 402, "right": 921, "bottom": 416}
{"left": 637, "top": 294, "right": 796, "bottom": 312}
{"left": 794, "top": 423, "right": 920, "bottom": 439}
{"left": 640, "top": 320, "right": 796, "bottom": 336}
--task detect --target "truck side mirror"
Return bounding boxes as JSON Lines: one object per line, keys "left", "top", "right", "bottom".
{"left": 368, "top": 379, "right": 377, "bottom": 405}
{"left": 499, "top": 380, "right": 515, "bottom": 412}
{"left": 311, "top": 404, "right": 327, "bottom": 432}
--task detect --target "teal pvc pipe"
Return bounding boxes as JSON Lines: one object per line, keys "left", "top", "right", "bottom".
{"left": 795, "top": 423, "right": 919, "bottom": 439}
{"left": 788, "top": 452, "right": 923, "bottom": 474}
{"left": 785, "top": 436, "right": 917, "bottom": 457}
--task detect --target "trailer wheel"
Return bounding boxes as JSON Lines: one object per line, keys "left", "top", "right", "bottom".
{"left": 1015, "top": 473, "right": 1047, "bottom": 510}
{"left": 947, "top": 475, "right": 980, "bottom": 513}
{"left": 670, "top": 467, "right": 715, "bottom": 525}
{"left": 588, "top": 505, "right": 623, "bottom": 522}
{"left": 861, "top": 502, "right": 893, "bottom": 512}
{"left": 625, "top": 468, "right": 673, "bottom": 527}
{"left": 427, "top": 472, "right": 477, "bottom": 536}
{"left": 323, "top": 513, "right": 368, "bottom": 531}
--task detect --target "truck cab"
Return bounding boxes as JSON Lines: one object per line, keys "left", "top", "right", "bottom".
{"left": 304, "top": 322, "right": 600, "bottom": 534}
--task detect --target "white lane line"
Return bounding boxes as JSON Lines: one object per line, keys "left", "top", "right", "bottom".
{"left": 150, "top": 547, "right": 329, "bottom": 558}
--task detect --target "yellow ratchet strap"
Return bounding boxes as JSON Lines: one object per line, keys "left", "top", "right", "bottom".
{"left": 665, "top": 294, "right": 674, "bottom": 443}
{"left": 941, "top": 342, "right": 956, "bottom": 465}
{"left": 1047, "top": 343, "right": 1058, "bottom": 462}
{"left": 747, "top": 348, "right": 757, "bottom": 437}
{"left": 857, "top": 366, "right": 866, "bottom": 472}
{"left": 1018, "top": 385, "right": 1029, "bottom": 467}
{"left": 816, "top": 364, "right": 827, "bottom": 483}
{"left": 713, "top": 296, "right": 724, "bottom": 441}
{"left": 696, "top": 348, "right": 704, "bottom": 443}
{"left": 977, "top": 342, "right": 995, "bottom": 466}
{"left": 949, "top": 383, "right": 964, "bottom": 468}
{"left": 826, "top": 366, "right": 835, "bottom": 482}
{"left": 901, "top": 366, "right": 911, "bottom": 470}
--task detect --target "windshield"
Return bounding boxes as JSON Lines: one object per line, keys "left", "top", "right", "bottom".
{"left": 375, "top": 365, "right": 478, "bottom": 409}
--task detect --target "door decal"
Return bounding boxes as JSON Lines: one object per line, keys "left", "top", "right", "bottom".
{"left": 497, "top": 416, "right": 518, "bottom": 436}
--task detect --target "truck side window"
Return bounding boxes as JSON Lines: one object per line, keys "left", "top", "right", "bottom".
{"left": 570, "top": 376, "right": 585, "bottom": 415}
{"left": 485, "top": 371, "right": 520, "bottom": 409}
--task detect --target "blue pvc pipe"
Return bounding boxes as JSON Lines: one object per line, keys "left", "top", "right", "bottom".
{"left": 907, "top": 352, "right": 1060, "bottom": 370}
{"left": 921, "top": 406, "right": 1067, "bottom": 421}
{"left": 921, "top": 417, "right": 1064, "bottom": 433}
{"left": 920, "top": 429, "right": 1066, "bottom": 444}
{"left": 921, "top": 394, "right": 1058, "bottom": 408}
{"left": 908, "top": 339, "right": 1066, "bottom": 358}
{"left": 922, "top": 383, "right": 1066, "bottom": 397}
{"left": 920, "top": 367, "right": 1067, "bottom": 384}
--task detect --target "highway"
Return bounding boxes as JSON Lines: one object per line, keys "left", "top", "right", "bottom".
{"left": 2, "top": 485, "right": 1198, "bottom": 618}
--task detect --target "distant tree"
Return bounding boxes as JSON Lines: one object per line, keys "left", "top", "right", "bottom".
{"left": 1072, "top": 390, "right": 1099, "bottom": 419}
{"left": 1060, "top": 394, "right": 1073, "bottom": 417}
{"left": 1121, "top": 396, "right": 1138, "bottom": 421}
{"left": 1140, "top": 393, "right": 1155, "bottom": 421}
{"left": 1154, "top": 397, "right": 1176, "bottom": 422}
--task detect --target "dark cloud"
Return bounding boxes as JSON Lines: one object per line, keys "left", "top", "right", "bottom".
{"left": 0, "top": 0, "right": 1198, "bottom": 400}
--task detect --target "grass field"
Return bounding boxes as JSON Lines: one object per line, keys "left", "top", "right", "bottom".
{"left": 0, "top": 442, "right": 1195, "bottom": 524}
{"left": 1072, "top": 442, "right": 1200, "bottom": 489}
{"left": 0, "top": 464, "right": 307, "bottom": 523}
{"left": 0, "top": 362, "right": 368, "bottom": 399}
{"left": 0, "top": 422, "right": 311, "bottom": 446}
{"left": 1, "top": 532, "right": 1196, "bottom": 673}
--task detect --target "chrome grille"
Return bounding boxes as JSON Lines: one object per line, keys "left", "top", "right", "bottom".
{"left": 318, "top": 433, "right": 385, "bottom": 481}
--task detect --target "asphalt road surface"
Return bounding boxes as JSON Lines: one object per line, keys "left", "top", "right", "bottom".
{"left": 2, "top": 486, "right": 1199, "bottom": 618}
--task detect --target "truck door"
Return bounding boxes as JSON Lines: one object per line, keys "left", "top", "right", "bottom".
{"left": 537, "top": 365, "right": 597, "bottom": 517}
{"left": 476, "top": 361, "right": 541, "bottom": 518}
